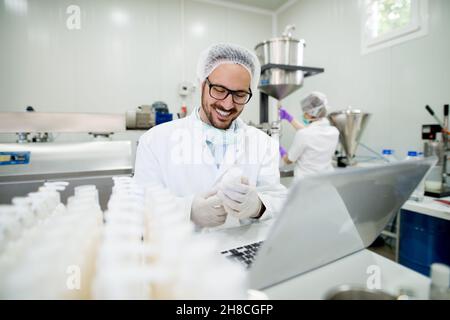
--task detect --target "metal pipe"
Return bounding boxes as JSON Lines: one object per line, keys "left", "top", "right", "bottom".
{"left": 259, "top": 92, "right": 269, "bottom": 124}
{"left": 425, "top": 105, "right": 444, "bottom": 129}
{"left": 358, "top": 143, "right": 389, "bottom": 162}
{"left": 443, "top": 105, "right": 449, "bottom": 188}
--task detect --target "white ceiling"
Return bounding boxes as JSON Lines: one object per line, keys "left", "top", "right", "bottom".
{"left": 221, "top": 0, "right": 291, "bottom": 12}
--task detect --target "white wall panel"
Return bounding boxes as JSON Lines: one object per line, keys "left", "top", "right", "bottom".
{"left": 277, "top": 0, "right": 450, "bottom": 159}
{"left": 0, "top": 0, "right": 272, "bottom": 145}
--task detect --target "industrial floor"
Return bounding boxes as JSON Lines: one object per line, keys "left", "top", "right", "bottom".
{"left": 369, "top": 243, "right": 396, "bottom": 261}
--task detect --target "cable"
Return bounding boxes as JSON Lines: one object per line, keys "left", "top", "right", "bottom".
{"left": 359, "top": 142, "right": 389, "bottom": 163}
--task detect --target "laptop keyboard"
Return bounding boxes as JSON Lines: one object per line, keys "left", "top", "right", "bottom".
{"left": 220, "top": 241, "right": 264, "bottom": 268}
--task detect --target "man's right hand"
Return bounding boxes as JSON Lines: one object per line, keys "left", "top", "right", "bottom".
{"left": 191, "top": 191, "right": 227, "bottom": 227}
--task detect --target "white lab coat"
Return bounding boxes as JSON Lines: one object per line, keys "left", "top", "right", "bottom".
{"left": 134, "top": 110, "right": 287, "bottom": 230}
{"left": 287, "top": 118, "right": 339, "bottom": 179}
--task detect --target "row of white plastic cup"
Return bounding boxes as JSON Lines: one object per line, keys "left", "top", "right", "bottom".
{"left": 0, "top": 181, "right": 69, "bottom": 298}
{"left": 92, "top": 176, "right": 151, "bottom": 299}
{"left": 0, "top": 182, "right": 102, "bottom": 299}
{"left": 0, "top": 181, "right": 69, "bottom": 254}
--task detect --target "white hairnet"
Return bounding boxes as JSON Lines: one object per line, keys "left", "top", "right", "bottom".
{"left": 301, "top": 92, "right": 328, "bottom": 118}
{"left": 196, "top": 43, "right": 261, "bottom": 93}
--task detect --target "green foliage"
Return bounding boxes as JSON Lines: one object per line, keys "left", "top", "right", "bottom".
{"left": 376, "top": 0, "right": 412, "bottom": 35}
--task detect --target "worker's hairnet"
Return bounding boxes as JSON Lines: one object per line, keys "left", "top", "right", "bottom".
{"left": 301, "top": 92, "right": 328, "bottom": 118}
{"left": 196, "top": 43, "right": 261, "bottom": 93}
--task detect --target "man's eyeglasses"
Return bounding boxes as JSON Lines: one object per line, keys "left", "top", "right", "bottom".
{"left": 205, "top": 78, "right": 252, "bottom": 105}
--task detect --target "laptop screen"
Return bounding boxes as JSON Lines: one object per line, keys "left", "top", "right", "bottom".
{"left": 249, "top": 158, "right": 435, "bottom": 290}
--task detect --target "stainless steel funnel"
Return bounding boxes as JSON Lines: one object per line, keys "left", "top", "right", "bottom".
{"left": 258, "top": 69, "right": 304, "bottom": 100}
{"left": 328, "top": 108, "right": 371, "bottom": 164}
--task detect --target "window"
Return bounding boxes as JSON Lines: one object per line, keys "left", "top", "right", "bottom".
{"left": 361, "top": 0, "right": 428, "bottom": 54}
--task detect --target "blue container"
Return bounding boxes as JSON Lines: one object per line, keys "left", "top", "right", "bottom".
{"left": 399, "top": 209, "right": 450, "bottom": 276}
{"left": 155, "top": 112, "right": 173, "bottom": 125}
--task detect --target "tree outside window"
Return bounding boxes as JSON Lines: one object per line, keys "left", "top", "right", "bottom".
{"left": 367, "top": 0, "right": 412, "bottom": 37}
{"left": 362, "top": 0, "right": 428, "bottom": 54}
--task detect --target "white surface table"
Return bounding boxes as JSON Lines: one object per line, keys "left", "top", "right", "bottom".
{"left": 402, "top": 196, "right": 450, "bottom": 221}
{"left": 202, "top": 220, "right": 431, "bottom": 300}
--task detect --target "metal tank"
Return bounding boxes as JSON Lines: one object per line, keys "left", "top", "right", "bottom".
{"left": 255, "top": 25, "right": 306, "bottom": 101}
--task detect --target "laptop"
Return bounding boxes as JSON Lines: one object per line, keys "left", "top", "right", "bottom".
{"left": 220, "top": 158, "right": 435, "bottom": 290}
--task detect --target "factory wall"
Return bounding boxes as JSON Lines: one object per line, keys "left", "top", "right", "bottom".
{"left": 277, "top": 0, "right": 450, "bottom": 159}
{"left": 0, "top": 0, "right": 273, "bottom": 148}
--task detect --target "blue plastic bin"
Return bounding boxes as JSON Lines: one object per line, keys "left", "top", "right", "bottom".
{"left": 399, "top": 209, "right": 450, "bottom": 276}
{"left": 155, "top": 112, "right": 173, "bottom": 125}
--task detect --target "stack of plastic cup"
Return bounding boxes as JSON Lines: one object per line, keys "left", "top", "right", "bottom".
{"left": 0, "top": 182, "right": 102, "bottom": 299}
{"left": 92, "top": 176, "right": 151, "bottom": 299}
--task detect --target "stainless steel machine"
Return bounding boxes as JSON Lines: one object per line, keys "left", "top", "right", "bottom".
{"left": 254, "top": 27, "right": 372, "bottom": 169}
{"left": 328, "top": 108, "right": 371, "bottom": 167}
{"left": 255, "top": 26, "right": 306, "bottom": 101}
{"left": 254, "top": 25, "right": 324, "bottom": 136}
{"left": 423, "top": 104, "right": 450, "bottom": 198}
{"left": 0, "top": 112, "right": 133, "bottom": 209}
{"left": 126, "top": 102, "right": 172, "bottom": 130}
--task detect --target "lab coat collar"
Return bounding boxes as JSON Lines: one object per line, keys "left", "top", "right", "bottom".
{"left": 309, "top": 117, "right": 330, "bottom": 127}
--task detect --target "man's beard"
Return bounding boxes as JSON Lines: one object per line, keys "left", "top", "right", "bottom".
{"left": 201, "top": 94, "right": 242, "bottom": 130}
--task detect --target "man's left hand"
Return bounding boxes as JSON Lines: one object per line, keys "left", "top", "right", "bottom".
{"left": 217, "top": 177, "right": 263, "bottom": 219}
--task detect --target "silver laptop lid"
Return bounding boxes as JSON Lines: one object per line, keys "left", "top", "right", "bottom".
{"left": 249, "top": 158, "right": 436, "bottom": 290}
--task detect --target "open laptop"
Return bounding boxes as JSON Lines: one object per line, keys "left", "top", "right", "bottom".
{"left": 220, "top": 158, "right": 435, "bottom": 290}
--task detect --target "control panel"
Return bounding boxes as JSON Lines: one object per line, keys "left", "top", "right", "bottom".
{"left": 0, "top": 151, "right": 30, "bottom": 166}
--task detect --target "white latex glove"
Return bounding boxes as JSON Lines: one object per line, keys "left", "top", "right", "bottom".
{"left": 217, "top": 177, "right": 263, "bottom": 219}
{"left": 191, "top": 191, "right": 227, "bottom": 228}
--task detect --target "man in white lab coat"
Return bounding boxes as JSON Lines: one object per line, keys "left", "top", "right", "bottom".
{"left": 134, "top": 43, "right": 286, "bottom": 230}
{"left": 279, "top": 92, "right": 340, "bottom": 179}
